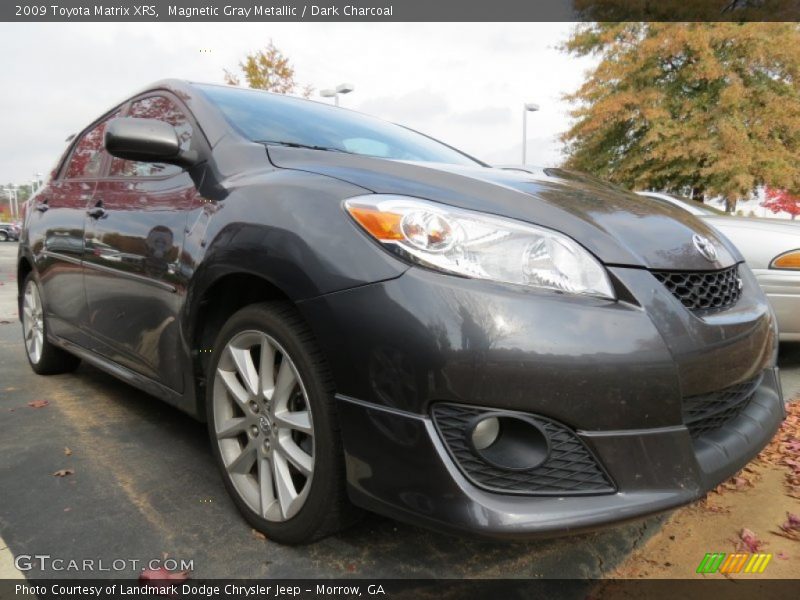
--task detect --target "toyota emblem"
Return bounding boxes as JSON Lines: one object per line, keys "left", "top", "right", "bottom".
{"left": 692, "top": 234, "right": 718, "bottom": 262}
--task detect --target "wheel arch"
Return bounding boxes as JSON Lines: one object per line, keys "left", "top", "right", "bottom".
{"left": 186, "top": 269, "right": 309, "bottom": 420}
{"left": 17, "top": 255, "right": 34, "bottom": 317}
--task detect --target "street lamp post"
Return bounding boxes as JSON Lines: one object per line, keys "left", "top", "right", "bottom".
{"left": 320, "top": 83, "right": 355, "bottom": 106}
{"left": 522, "top": 102, "right": 540, "bottom": 165}
{"left": 2, "top": 185, "right": 19, "bottom": 221}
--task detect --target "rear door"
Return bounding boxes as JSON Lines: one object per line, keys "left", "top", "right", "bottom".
{"left": 82, "top": 93, "right": 198, "bottom": 392}
{"left": 29, "top": 118, "right": 113, "bottom": 344}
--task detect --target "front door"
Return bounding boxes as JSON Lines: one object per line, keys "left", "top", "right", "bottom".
{"left": 82, "top": 94, "right": 198, "bottom": 392}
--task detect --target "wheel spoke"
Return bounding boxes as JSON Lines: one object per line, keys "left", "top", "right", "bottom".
{"left": 276, "top": 434, "right": 313, "bottom": 476}
{"left": 259, "top": 335, "right": 276, "bottom": 399}
{"left": 272, "top": 359, "right": 297, "bottom": 412}
{"left": 274, "top": 410, "right": 312, "bottom": 435}
{"left": 218, "top": 369, "right": 250, "bottom": 409}
{"left": 216, "top": 417, "right": 247, "bottom": 439}
{"left": 258, "top": 456, "right": 276, "bottom": 518}
{"left": 272, "top": 450, "right": 300, "bottom": 519}
{"left": 229, "top": 345, "right": 259, "bottom": 397}
{"left": 227, "top": 439, "right": 257, "bottom": 475}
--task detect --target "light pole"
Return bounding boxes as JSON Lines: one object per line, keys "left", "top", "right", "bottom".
{"left": 31, "top": 172, "right": 43, "bottom": 194}
{"left": 2, "top": 185, "right": 18, "bottom": 221}
{"left": 521, "top": 102, "right": 540, "bottom": 165}
{"left": 320, "top": 83, "right": 355, "bottom": 106}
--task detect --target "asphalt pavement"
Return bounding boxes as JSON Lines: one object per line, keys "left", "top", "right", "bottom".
{"left": 1, "top": 241, "right": 798, "bottom": 579}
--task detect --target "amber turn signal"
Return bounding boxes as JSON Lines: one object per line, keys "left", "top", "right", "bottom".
{"left": 771, "top": 250, "right": 800, "bottom": 270}
{"left": 346, "top": 204, "right": 404, "bottom": 241}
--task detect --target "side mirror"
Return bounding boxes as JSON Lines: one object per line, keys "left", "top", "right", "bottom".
{"left": 104, "top": 118, "right": 199, "bottom": 168}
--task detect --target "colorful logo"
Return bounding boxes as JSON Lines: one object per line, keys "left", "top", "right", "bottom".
{"left": 696, "top": 552, "right": 772, "bottom": 574}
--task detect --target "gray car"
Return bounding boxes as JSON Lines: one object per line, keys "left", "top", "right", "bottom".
{"left": 638, "top": 191, "right": 800, "bottom": 341}
{"left": 15, "top": 82, "right": 786, "bottom": 542}
{"left": 0, "top": 222, "right": 20, "bottom": 242}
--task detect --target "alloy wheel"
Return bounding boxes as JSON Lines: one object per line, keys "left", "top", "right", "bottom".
{"left": 212, "top": 330, "right": 315, "bottom": 522}
{"left": 22, "top": 280, "right": 45, "bottom": 364}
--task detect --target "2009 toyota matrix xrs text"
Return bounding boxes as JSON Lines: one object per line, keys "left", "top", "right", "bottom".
{"left": 18, "top": 81, "right": 785, "bottom": 544}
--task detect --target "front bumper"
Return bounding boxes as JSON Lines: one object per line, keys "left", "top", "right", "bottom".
{"left": 335, "top": 368, "right": 782, "bottom": 538}
{"left": 753, "top": 268, "right": 800, "bottom": 341}
{"left": 299, "top": 264, "right": 783, "bottom": 537}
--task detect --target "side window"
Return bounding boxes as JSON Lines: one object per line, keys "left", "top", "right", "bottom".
{"left": 110, "top": 95, "right": 193, "bottom": 178}
{"left": 64, "top": 120, "right": 109, "bottom": 179}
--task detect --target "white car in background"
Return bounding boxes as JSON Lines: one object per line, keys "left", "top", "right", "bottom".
{"left": 638, "top": 191, "right": 800, "bottom": 341}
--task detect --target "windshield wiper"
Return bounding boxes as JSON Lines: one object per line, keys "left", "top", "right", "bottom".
{"left": 256, "top": 140, "right": 350, "bottom": 154}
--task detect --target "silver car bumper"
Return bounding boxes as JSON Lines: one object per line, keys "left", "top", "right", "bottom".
{"left": 755, "top": 268, "right": 800, "bottom": 341}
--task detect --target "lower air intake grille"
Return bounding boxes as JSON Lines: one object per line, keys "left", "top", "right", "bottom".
{"left": 431, "top": 403, "right": 615, "bottom": 495}
{"left": 652, "top": 265, "right": 742, "bottom": 312}
{"left": 682, "top": 375, "right": 762, "bottom": 439}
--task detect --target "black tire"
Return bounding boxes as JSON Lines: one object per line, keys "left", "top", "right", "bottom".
{"left": 206, "top": 301, "right": 358, "bottom": 544}
{"left": 21, "top": 274, "right": 81, "bottom": 375}
{"left": 0, "top": 231, "right": 8, "bottom": 242}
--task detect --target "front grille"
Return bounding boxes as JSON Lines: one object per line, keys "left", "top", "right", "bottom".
{"left": 682, "top": 375, "right": 761, "bottom": 438}
{"left": 652, "top": 265, "right": 742, "bottom": 312}
{"left": 431, "top": 404, "right": 615, "bottom": 495}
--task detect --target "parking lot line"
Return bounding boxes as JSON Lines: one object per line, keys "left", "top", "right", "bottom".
{"left": 0, "top": 534, "right": 25, "bottom": 579}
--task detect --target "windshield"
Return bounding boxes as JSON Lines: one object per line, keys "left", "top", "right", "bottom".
{"left": 195, "top": 84, "right": 482, "bottom": 167}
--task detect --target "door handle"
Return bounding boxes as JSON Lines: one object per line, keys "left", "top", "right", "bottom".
{"left": 35, "top": 202, "right": 49, "bottom": 212}
{"left": 87, "top": 206, "right": 106, "bottom": 219}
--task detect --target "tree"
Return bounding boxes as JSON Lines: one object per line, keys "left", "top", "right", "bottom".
{"left": 762, "top": 187, "right": 800, "bottom": 220}
{"left": 224, "top": 41, "right": 312, "bottom": 97}
{"left": 561, "top": 23, "right": 800, "bottom": 212}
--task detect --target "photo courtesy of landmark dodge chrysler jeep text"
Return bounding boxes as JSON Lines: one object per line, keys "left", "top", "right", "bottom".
{"left": 17, "top": 80, "right": 785, "bottom": 544}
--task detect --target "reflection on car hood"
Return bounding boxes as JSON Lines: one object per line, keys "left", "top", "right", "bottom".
{"left": 267, "top": 147, "right": 741, "bottom": 270}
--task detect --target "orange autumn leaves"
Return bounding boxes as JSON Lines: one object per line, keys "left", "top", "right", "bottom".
{"left": 561, "top": 23, "right": 800, "bottom": 212}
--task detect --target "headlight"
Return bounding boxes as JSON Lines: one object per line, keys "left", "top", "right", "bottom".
{"left": 344, "top": 195, "right": 615, "bottom": 299}
{"left": 770, "top": 249, "right": 800, "bottom": 270}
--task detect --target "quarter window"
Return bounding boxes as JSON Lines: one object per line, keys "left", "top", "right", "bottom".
{"left": 110, "top": 95, "right": 193, "bottom": 178}
{"left": 64, "top": 120, "right": 109, "bottom": 179}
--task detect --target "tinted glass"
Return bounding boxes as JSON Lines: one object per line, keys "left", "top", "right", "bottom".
{"left": 64, "top": 120, "right": 110, "bottom": 179}
{"left": 110, "top": 95, "right": 193, "bottom": 178}
{"left": 196, "top": 84, "right": 481, "bottom": 166}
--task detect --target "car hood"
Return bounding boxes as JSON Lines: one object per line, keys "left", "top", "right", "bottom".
{"left": 704, "top": 214, "right": 800, "bottom": 235}
{"left": 267, "top": 147, "right": 740, "bottom": 270}
{"left": 701, "top": 215, "right": 800, "bottom": 269}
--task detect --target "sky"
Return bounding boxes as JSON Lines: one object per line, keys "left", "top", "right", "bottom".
{"left": 0, "top": 22, "right": 597, "bottom": 186}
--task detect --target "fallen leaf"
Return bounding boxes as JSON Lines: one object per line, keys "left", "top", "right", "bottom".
{"left": 64, "top": 447, "right": 72, "bottom": 456}
{"left": 139, "top": 567, "right": 190, "bottom": 583}
{"left": 52, "top": 469, "right": 74, "bottom": 477}
{"left": 738, "top": 528, "right": 764, "bottom": 552}
{"left": 27, "top": 400, "right": 49, "bottom": 408}
{"left": 251, "top": 529, "right": 266, "bottom": 541}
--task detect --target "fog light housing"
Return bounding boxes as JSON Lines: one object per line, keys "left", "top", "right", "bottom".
{"left": 467, "top": 414, "right": 550, "bottom": 471}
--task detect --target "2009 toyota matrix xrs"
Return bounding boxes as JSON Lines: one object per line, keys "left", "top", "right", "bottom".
{"left": 18, "top": 80, "right": 785, "bottom": 544}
